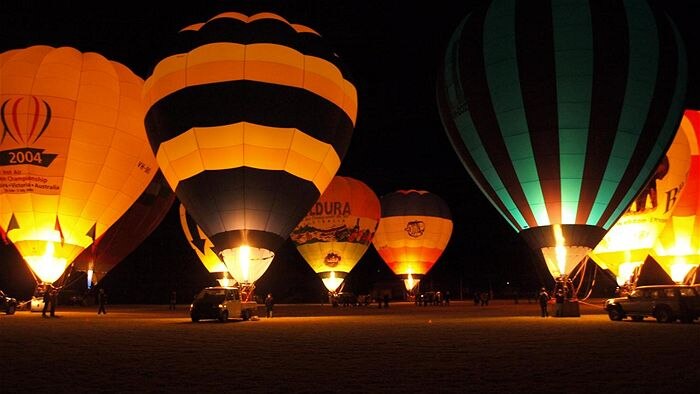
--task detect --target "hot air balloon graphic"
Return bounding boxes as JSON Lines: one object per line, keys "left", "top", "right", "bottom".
{"left": 0, "top": 46, "right": 157, "bottom": 291}
{"left": 652, "top": 111, "right": 700, "bottom": 283}
{"left": 290, "top": 176, "right": 380, "bottom": 294}
{"left": 144, "top": 12, "right": 357, "bottom": 287}
{"left": 372, "top": 190, "right": 453, "bottom": 292}
{"left": 71, "top": 171, "right": 175, "bottom": 287}
{"left": 590, "top": 113, "right": 693, "bottom": 286}
{"left": 437, "top": 0, "right": 687, "bottom": 297}
{"left": 179, "top": 203, "right": 238, "bottom": 287}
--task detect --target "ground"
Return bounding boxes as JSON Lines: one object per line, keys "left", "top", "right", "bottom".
{"left": 0, "top": 300, "right": 698, "bottom": 393}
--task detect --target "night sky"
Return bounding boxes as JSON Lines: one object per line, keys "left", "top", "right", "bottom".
{"left": 1, "top": 0, "right": 699, "bottom": 303}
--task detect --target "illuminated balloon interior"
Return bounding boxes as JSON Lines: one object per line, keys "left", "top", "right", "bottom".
{"left": 23, "top": 241, "right": 68, "bottom": 284}
{"left": 221, "top": 245, "right": 274, "bottom": 284}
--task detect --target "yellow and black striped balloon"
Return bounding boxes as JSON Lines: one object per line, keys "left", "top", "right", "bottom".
{"left": 144, "top": 12, "right": 357, "bottom": 259}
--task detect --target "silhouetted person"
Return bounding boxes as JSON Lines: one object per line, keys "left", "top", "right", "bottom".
{"left": 473, "top": 291, "right": 480, "bottom": 306}
{"left": 537, "top": 287, "right": 550, "bottom": 317}
{"left": 383, "top": 294, "right": 389, "bottom": 308}
{"left": 444, "top": 291, "right": 450, "bottom": 306}
{"left": 97, "top": 288, "right": 107, "bottom": 315}
{"left": 41, "top": 285, "right": 52, "bottom": 318}
{"left": 265, "top": 293, "right": 274, "bottom": 318}
{"left": 169, "top": 290, "right": 177, "bottom": 311}
{"left": 555, "top": 289, "right": 565, "bottom": 317}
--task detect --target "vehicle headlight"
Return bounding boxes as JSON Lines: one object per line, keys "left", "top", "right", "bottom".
{"left": 218, "top": 304, "right": 224, "bottom": 309}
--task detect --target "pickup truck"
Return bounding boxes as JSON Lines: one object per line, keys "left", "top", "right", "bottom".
{"left": 190, "top": 286, "right": 258, "bottom": 322}
{"left": 605, "top": 284, "right": 700, "bottom": 323}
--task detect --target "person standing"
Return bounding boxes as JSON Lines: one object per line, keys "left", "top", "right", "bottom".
{"left": 555, "top": 289, "right": 565, "bottom": 317}
{"left": 49, "top": 285, "right": 59, "bottom": 317}
{"left": 537, "top": 287, "right": 550, "bottom": 317}
{"left": 41, "top": 284, "right": 52, "bottom": 318}
{"left": 265, "top": 293, "right": 274, "bottom": 318}
{"left": 97, "top": 288, "right": 107, "bottom": 315}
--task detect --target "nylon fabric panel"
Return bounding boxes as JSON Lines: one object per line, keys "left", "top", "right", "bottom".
{"left": 144, "top": 80, "right": 354, "bottom": 161}
{"left": 459, "top": 2, "right": 538, "bottom": 228}
{"left": 144, "top": 43, "right": 355, "bottom": 125}
{"left": 155, "top": 123, "right": 340, "bottom": 192}
{"left": 175, "top": 168, "right": 319, "bottom": 252}
{"left": 380, "top": 190, "right": 451, "bottom": 220}
{"left": 600, "top": 4, "right": 687, "bottom": 229}
{"left": 514, "top": 0, "right": 559, "bottom": 225}
{"left": 165, "top": 13, "right": 341, "bottom": 70}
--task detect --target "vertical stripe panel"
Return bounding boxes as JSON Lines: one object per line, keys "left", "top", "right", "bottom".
{"left": 601, "top": 3, "right": 687, "bottom": 228}
{"left": 514, "top": 0, "right": 559, "bottom": 225}
{"left": 552, "top": 0, "right": 593, "bottom": 224}
{"left": 457, "top": 3, "right": 538, "bottom": 228}
{"left": 439, "top": 24, "right": 528, "bottom": 231}
{"left": 576, "top": 0, "right": 629, "bottom": 224}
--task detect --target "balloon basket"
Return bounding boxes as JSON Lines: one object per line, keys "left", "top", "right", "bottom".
{"left": 549, "top": 300, "right": 580, "bottom": 318}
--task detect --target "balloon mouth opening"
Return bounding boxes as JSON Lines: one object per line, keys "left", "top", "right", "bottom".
{"left": 320, "top": 271, "right": 347, "bottom": 292}
{"left": 220, "top": 245, "right": 274, "bottom": 283}
{"left": 24, "top": 241, "right": 69, "bottom": 284}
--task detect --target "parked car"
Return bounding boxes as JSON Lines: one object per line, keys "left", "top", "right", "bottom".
{"left": 605, "top": 284, "right": 700, "bottom": 323}
{"left": 190, "top": 286, "right": 258, "bottom": 322}
{"left": 1, "top": 290, "right": 18, "bottom": 315}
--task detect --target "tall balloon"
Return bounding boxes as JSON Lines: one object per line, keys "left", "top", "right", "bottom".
{"left": 144, "top": 12, "right": 357, "bottom": 283}
{"left": 652, "top": 111, "right": 700, "bottom": 282}
{"left": 72, "top": 171, "right": 175, "bottom": 286}
{"left": 589, "top": 116, "right": 692, "bottom": 285}
{"left": 0, "top": 46, "right": 157, "bottom": 285}
{"left": 290, "top": 176, "right": 380, "bottom": 292}
{"left": 372, "top": 190, "right": 453, "bottom": 291}
{"left": 437, "top": 1, "right": 687, "bottom": 281}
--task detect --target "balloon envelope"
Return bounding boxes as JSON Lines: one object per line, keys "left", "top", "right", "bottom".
{"left": 590, "top": 113, "right": 693, "bottom": 285}
{"left": 291, "top": 176, "right": 380, "bottom": 292}
{"left": 144, "top": 12, "right": 357, "bottom": 278}
{"left": 653, "top": 111, "right": 700, "bottom": 282}
{"left": 372, "top": 190, "right": 453, "bottom": 291}
{"left": 437, "top": 0, "right": 687, "bottom": 280}
{"left": 0, "top": 46, "right": 157, "bottom": 284}
{"left": 72, "top": 171, "right": 175, "bottom": 284}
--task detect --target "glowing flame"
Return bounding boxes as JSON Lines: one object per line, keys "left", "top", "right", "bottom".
{"left": 616, "top": 262, "right": 642, "bottom": 286}
{"left": 553, "top": 225, "right": 567, "bottom": 275}
{"left": 239, "top": 245, "right": 250, "bottom": 282}
{"left": 24, "top": 242, "right": 68, "bottom": 284}
{"left": 221, "top": 245, "right": 274, "bottom": 284}
{"left": 403, "top": 272, "right": 419, "bottom": 291}
{"left": 321, "top": 271, "right": 344, "bottom": 292}
{"left": 87, "top": 268, "right": 94, "bottom": 289}
{"left": 670, "top": 258, "right": 693, "bottom": 282}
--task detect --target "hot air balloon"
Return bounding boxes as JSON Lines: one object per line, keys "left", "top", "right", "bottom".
{"left": 71, "top": 171, "right": 175, "bottom": 287}
{"left": 590, "top": 114, "right": 693, "bottom": 286}
{"left": 652, "top": 111, "right": 700, "bottom": 282}
{"left": 372, "top": 190, "right": 453, "bottom": 292}
{"left": 290, "top": 176, "right": 380, "bottom": 294}
{"left": 143, "top": 12, "right": 357, "bottom": 286}
{"left": 437, "top": 1, "right": 687, "bottom": 291}
{"left": 0, "top": 46, "right": 157, "bottom": 290}
{"left": 179, "top": 203, "right": 237, "bottom": 287}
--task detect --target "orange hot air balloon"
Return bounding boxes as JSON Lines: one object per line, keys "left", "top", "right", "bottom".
{"left": 0, "top": 46, "right": 156, "bottom": 286}
{"left": 589, "top": 115, "right": 692, "bottom": 285}
{"left": 372, "top": 190, "right": 453, "bottom": 291}
{"left": 71, "top": 171, "right": 175, "bottom": 286}
{"left": 290, "top": 176, "right": 380, "bottom": 292}
{"left": 144, "top": 12, "right": 357, "bottom": 284}
{"left": 652, "top": 111, "right": 700, "bottom": 282}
